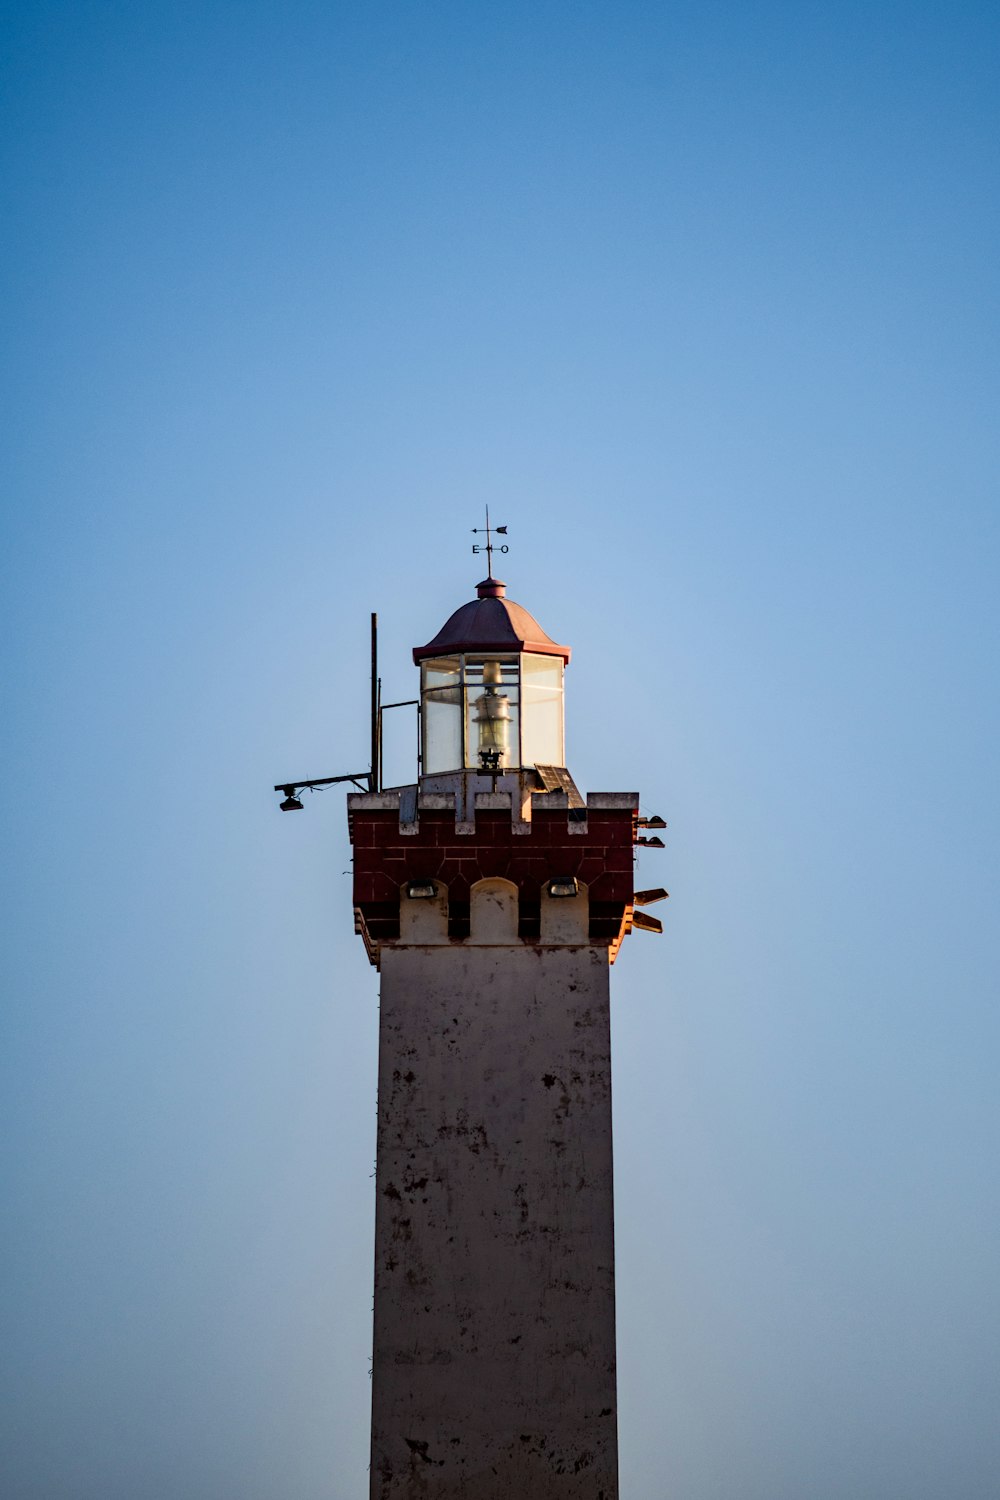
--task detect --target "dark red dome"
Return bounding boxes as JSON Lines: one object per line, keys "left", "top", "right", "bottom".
{"left": 412, "top": 578, "right": 571, "bottom": 665}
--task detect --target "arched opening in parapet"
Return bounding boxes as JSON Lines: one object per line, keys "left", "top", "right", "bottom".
{"left": 469, "top": 877, "right": 519, "bottom": 944}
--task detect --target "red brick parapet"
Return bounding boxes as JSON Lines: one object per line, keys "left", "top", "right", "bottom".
{"left": 348, "top": 789, "right": 639, "bottom": 967}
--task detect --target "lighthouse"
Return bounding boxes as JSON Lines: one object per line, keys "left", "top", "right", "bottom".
{"left": 348, "top": 567, "right": 661, "bottom": 1500}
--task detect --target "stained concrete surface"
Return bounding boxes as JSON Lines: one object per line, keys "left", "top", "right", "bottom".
{"left": 370, "top": 936, "right": 618, "bottom": 1499}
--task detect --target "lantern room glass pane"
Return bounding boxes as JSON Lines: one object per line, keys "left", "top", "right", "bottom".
{"left": 520, "top": 653, "right": 564, "bottom": 767}
{"left": 463, "top": 655, "right": 520, "bottom": 771}
{"left": 421, "top": 656, "right": 462, "bottom": 773}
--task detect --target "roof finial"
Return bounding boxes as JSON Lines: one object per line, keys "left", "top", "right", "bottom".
{"left": 471, "top": 504, "right": 509, "bottom": 580}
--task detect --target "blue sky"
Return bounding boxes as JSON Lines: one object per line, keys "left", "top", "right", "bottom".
{"left": 2, "top": 3, "right": 998, "bottom": 1497}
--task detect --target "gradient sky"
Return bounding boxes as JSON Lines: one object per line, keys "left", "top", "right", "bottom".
{"left": 2, "top": 3, "right": 998, "bottom": 1497}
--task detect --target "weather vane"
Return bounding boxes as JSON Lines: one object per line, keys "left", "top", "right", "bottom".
{"left": 471, "top": 505, "right": 509, "bottom": 577}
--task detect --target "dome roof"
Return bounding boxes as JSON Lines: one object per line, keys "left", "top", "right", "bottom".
{"left": 412, "top": 578, "right": 571, "bottom": 665}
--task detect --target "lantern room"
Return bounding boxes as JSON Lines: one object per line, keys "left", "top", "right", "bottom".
{"left": 413, "top": 577, "right": 571, "bottom": 776}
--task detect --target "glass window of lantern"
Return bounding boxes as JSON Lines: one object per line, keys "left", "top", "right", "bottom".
{"left": 463, "top": 655, "right": 520, "bottom": 771}
{"left": 421, "top": 656, "right": 462, "bottom": 773}
{"left": 520, "top": 653, "right": 564, "bottom": 767}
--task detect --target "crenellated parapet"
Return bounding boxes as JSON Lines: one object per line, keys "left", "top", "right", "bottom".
{"left": 349, "top": 788, "right": 639, "bottom": 967}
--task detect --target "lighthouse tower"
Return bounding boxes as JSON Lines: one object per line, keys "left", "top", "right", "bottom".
{"left": 349, "top": 572, "right": 655, "bottom": 1500}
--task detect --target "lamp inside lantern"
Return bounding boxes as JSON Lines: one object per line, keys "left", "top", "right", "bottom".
{"left": 474, "top": 658, "right": 511, "bottom": 771}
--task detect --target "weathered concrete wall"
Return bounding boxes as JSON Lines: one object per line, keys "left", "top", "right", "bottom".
{"left": 370, "top": 940, "right": 618, "bottom": 1500}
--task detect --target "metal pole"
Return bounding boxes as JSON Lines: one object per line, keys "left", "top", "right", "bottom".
{"left": 377, "top": 678, "right": 383, "bottom": 793}
{"left": 370, "top": 612, "right": 378, "bottom": 793}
